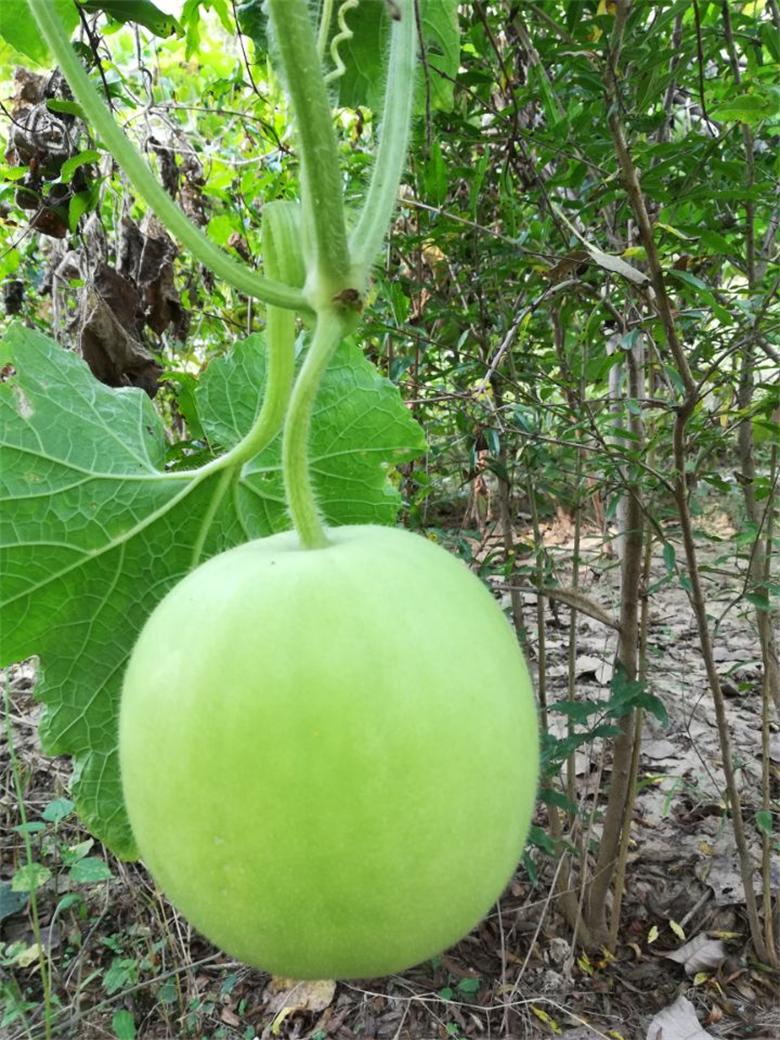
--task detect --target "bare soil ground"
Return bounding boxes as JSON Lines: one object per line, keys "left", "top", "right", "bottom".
{"left": 2, "top": 515, "right": 779, "bottom": 1040}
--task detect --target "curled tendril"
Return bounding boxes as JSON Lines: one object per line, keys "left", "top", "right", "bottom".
{"left": 323, "top": 0, "right": 360, "bottom": 84}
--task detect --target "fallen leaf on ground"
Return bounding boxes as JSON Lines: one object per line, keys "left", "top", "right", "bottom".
{"left": 664, "top": 935, "right": 726, "bottom": 975}
{"left": 267, "top": 976, "right": 336, "bottom": 1015}
{"left": 219, "top": 1006, "right": 241, "bottom": 1026}
{"left": 643, "top": 738, "right": 677, "bottom": 761}
{"left": 646, "top": 994, "right": 715, "bottom": 1039}
{"left": 265, "top": 977, "right": 337, "bottom": 1038}
{"left": 575, "top": 654, "right": 612, "bottom": 683}
{"left": 694, "top": 834, "right": 773, "bottom": 905}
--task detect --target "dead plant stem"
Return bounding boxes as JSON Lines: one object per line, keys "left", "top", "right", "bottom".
{"left": 607, "top": 531, "right": 654, "bottom": 952}
{"left": 585, "top": 345, "right": 644, "bottom": 941}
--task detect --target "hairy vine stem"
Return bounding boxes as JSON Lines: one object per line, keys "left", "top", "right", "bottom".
{"left": 189, "top": 203, "right": 302, "bottom": 565}
{"left": 282, "top": 308, "right": 351, "bottom": 549}
{"left": 266, "top": 0, "right": 418, "bottom": 549}
{"left": 316, "top": 0, "right": 337, "bottom": 57}
{"left": 266, "top": 0, "right": 350, "bottom": 296}
{"left": 350, "top": 0, "right": 418, "bottom": 269}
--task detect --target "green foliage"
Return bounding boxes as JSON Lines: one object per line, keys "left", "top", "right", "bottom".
{"left": 112, "top": 1009, "right": 137, "bottom": 1040}
{"left": 0, "top": 0, "right": 78, "bottom": 65}
{"left": 235, "top": 0, "right": 267, "bottom": 53}
{"left": 0, "top": 883, "right": 28, "bottom": 922}
{"left": 80, "top": 0, "right": 180, "bottom": 37}
{"left": 0, "top": 783, "right": 116, "bottom": 1029}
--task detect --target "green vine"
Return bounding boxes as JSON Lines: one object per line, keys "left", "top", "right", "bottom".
{"left": 316, "top": 0, "right": 336, "bottom": 57}
{"left": 189, "top": 202, "right": 303, "bottom": 565}
{"left": 282, "top": 308, "right": 352, "bottom": 549}
{"left": 349, "top": 1, "right": 418, "bottom": 268}
{"left": 266, "top": 0, "right": 351, "bottom": 298}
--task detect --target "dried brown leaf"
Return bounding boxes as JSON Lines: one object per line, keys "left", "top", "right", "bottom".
{"left": 664, "top": 934, "right": 726, "bottom": 975}
{"left": 646, "top": 995, "right": 715, "bottom": 1040}
{"left": 267, "top": 976, "right": 336, "bottom": 1015}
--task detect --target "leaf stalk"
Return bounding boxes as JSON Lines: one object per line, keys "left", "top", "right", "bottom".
{"left": 349, "top": 0, "right": 418, "bottom": 269}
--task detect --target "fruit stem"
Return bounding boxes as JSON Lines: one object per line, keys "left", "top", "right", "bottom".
{"left": 283, "top": 309, "right": 349, "bottom": 549}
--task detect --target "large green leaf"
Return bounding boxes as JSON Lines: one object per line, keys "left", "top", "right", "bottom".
{"left": 0, "top": 0, "right": 79, "bottom": 65}
{"left": 0, "top": 325, "right": 425, "bottom": 857}
{"left": 708, "top": 88, "right": 780, "bottom": 125}
{"left": 333, "top": 0, "right": 460, "bottom": 112}
{"left": 235, "top": 0, "right": 268, "bottom": 53}
{"left": 80, "top": 0, "right": 181, "bottom": 38}
{"left": 196, "top": 335, "right": 425, "bottom": 534}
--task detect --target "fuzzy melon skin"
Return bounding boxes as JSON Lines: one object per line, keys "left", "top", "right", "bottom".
{"left": 119, "top": 525, "right": 538, "bottom": 979}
